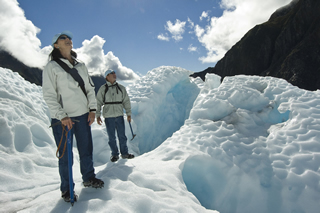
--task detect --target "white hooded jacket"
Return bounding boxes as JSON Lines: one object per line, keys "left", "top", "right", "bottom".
{"left": 42, "top": 58, "right": 96, "bottom": 120}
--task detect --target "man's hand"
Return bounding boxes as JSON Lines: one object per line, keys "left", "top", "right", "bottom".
{"left": 127, "top": 115, "right": 131, "bottom": 123}
{"left": 97, "top": 117, "right": 103, "bottom": 125}
{"left": 88, "top": 112, "right": 95, "bottom": 126}
{"left": 61, "top": 117, "right": 74, "bottom": 130}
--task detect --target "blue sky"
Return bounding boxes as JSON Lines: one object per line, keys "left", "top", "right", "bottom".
{"left": 1, "top": 0, "right": 292, "bottom": 78}
{"left": 18, "top": 0, "right": 223, "bottom": 74}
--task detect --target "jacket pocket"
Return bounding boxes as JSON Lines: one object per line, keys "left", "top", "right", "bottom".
{"left": 103, "top": 105, "right": 111, "bottom": 115}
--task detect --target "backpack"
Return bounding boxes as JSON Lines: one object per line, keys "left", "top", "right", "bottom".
{"left": 103, "top": 83, "right": 123, "bottom": 105}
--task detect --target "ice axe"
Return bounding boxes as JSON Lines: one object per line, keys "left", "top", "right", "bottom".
{"left": 66, "top": 127, "right": 75, "bottom": 206}
{"left": 128, "top": 121, "right": 136, "bottom": 141}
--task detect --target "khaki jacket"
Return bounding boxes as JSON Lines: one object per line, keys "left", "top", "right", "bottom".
{"left": 96, "top": 81, "right": 131, "bottom": 118}
{"left": 42, "top": 58, "right": 96, "bottom": 120}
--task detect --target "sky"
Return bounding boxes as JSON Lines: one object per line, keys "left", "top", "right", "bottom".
{"left": 1, "top": 66, "right": 320, "bottom": 213}
{"left": 0, "top": 0, "right": 292, "bottom": 79}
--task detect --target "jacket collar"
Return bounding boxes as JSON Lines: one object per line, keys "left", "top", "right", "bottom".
{"left": 59, "top": 56, "right": 79, "bottom": 66}
{"left": 107, "top": 81, "right": 117, "bottom": 86}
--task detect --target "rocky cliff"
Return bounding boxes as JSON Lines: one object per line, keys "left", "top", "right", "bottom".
{"left": 191, "top": 0, "right": 320, "bottom": 91}
{"left": 0, "top": 50, "right": 43, "bottom": 86}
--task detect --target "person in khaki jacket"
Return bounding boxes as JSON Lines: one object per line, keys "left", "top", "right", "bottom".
{"left": 96, "top": 69, "right": 135, "bottom": 162}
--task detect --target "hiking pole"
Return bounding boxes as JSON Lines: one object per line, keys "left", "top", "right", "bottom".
{"left": 66, "top": 127, "right": 75, "bottom": 206}
{"left": 128, "top": 121, "right": 136, "bottom": 141}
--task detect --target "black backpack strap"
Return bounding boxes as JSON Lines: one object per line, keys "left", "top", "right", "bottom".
{"left": 116, "top": 83, "right": 122, "bottom": 93}
{"left": 54, "top": 58, "right": 87, "bottom": 97}
{"left": 103, "top": 84, "right": 109, "bottom": 103}
{"left": 104, "top": 101, "right": 123, "bottom": 105}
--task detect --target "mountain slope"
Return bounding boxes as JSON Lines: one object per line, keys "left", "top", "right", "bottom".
{"left": 0, "top": 50, "right": 43, "bottom": 86}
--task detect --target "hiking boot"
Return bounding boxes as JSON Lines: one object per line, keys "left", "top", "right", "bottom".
{"left": 61, "top": 190, "right": 78, "bottom": 202}
{"left": 83, "top": 177, "right": 104, "bottom": 188}
{"left": 121, "top": 154, "right": 135, "bottom": 159}
{"left": 110, "top": 155, "right": 119, "bottom": 162}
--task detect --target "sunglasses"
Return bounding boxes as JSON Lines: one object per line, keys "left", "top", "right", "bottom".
{"left": 59, "top": 35, "right": 72, "bottom": 40}
{"left": 108, "top": 71, "right": 116, "bottom": 75}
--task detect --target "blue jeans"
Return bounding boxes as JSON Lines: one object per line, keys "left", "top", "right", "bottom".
{"left": 52, "top": 113, "right": 95, "bottom": 192}
{"left": 105, "top": 116, "right": 129, "bottom": 156}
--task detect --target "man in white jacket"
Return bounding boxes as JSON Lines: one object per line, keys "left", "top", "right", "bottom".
{"left": 96, "top": 69, "right": 135, "bottom": 162}
{"left": 42, "top": 31, "right": 104, "bottom": 202}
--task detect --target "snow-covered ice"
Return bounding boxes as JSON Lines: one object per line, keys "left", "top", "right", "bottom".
{"left": 0, "top": 66, "right": 320, "bottom": 213}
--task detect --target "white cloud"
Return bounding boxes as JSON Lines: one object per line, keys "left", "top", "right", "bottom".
{"left": 0, "top": 0, "right": 47, "bottom": 68}
{"left": 188, "top": 44, "right": 198, "bottom": 53}
{"left": 157, "top": 33, "right": 170, "bottom": 41}
{"left": 76, "top": 35, "right": 140, "bottom": 80}
{"left": 196, "top": 0, "right": 292, "bottom": 63}
{"left": 165, "top": 19, "right": 186, "bottom": 41}
{"left": 104, "top": 51, "right": 140, "bottom": 80}
{"left": 159, "top": 0, "right": 292, "bottom": 64}
{"left": 194, "top": 25, "right": 205, "bottom": 38}
{"left": 187, "top": 17, "right": 194, "bottom": 29}
{"left": 0, "top": 0, "right": 139, "bottom": 81}
{"left": 200, "top": 11, "right": 210, "bottom": 21}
